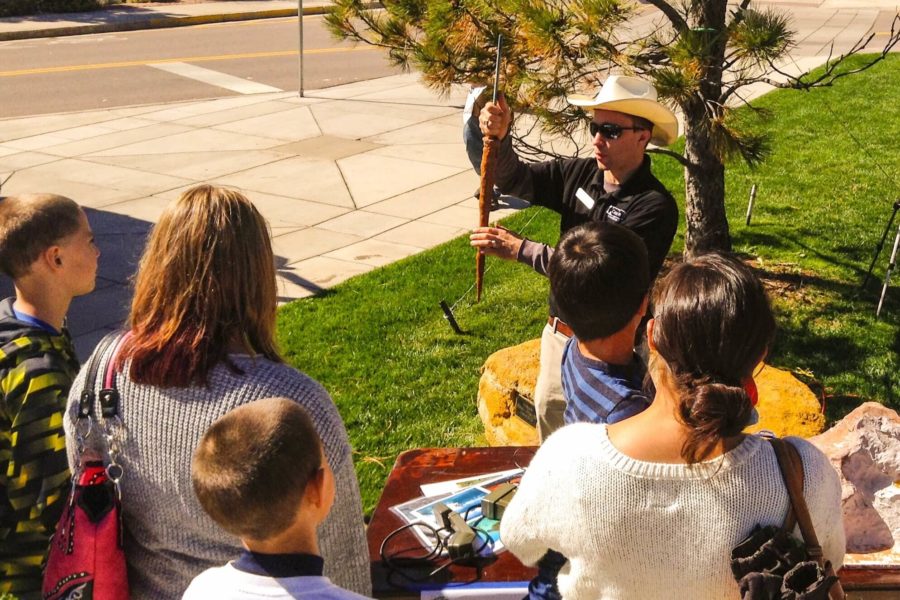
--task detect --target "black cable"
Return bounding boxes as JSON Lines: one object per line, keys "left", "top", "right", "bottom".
{"left": 818, "top": 102, "right": 899, "bottom": 193}
{"left": 379, "top": 519, "right": 497, "bottom": 584}
{"left": 470, "top": 523, "right": 494, "bottom": 555}
{"left": 380, "top": 522, "right": 444, "bottom": 565}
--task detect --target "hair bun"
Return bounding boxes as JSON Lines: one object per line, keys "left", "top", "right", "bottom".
{"left": 679, "top": 382, "right": 754, "bottom": 460}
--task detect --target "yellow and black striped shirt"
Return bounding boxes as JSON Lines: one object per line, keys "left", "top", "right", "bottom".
{"left": 1, "top": 300, "right": 79, "bottom": 599}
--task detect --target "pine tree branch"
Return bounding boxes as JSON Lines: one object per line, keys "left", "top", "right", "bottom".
{"left": 719, "top": 68, "right": 766, "bottom": 105}
{"left": 643, "top": 0, "right": 688, "bottom": 31}
{"left": 648, "top": 147, "right": 690, "bottom": 166}
{"left": 721, "top": 48, "right": 741, "bottom": 71}
{"left": 719, "top": 13, "right": 900, "bottom": 101}
{"left": 728, "top": 0, "right": 754, "bottom": 28}
{"left": 768, "top": 14, "right": 899, "bottom": 90}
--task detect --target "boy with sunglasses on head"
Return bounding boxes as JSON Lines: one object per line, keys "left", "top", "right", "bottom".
{"left": 469, "top": 75, "right": 678, "bottom": 443}
{"left": 0, "top": 193, "right": 99, "bottom": 598}
{"left": 185, "top": 398, "right": 371, "bottom": 600}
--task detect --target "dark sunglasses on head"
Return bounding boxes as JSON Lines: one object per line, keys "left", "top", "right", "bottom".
{"left": 589, "top": 121, "right": 647, "bottom": 140}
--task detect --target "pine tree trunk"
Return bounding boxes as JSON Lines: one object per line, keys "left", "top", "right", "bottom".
{"left": 682, "top": 0, "right": 732, "bottom": 258}
{"left": 683, "top": 109, "right": 732, "bottom": 257}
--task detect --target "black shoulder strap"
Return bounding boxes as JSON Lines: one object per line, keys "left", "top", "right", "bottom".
{"left": 77, "top": 331, "right": 123, "bottom": 420}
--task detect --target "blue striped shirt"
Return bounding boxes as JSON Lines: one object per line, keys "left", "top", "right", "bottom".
{"left": 561, "top": 338, "right": 650, "bottom": 425}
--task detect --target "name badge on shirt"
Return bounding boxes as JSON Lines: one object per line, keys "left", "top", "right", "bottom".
{"left": 575, "top": 187, "right": 595, "bottom": 210}
{"left": 606, "top": 205, "right": 626, "bottom": 223}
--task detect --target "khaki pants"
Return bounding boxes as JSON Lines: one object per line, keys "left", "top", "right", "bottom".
{"left": 534, "top": 323, "right": 570, "bottom": 442}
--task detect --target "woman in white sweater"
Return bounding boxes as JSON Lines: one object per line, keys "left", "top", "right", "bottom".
{"left": 64, "top": 185, "right": 371, "bottom": 599}
{"left": 500, "top": 253, "right": 844, "bottom": 599}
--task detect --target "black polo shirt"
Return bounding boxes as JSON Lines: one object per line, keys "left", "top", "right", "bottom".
{"left": 494, "top": 135, "right": 677, "bottom": 281}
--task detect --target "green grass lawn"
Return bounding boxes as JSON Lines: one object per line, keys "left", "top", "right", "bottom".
{"left": 277, "top": 54, "right": 900, "bottom": 512}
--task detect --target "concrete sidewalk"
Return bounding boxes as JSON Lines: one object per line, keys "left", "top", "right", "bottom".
{"left": 1, "top": 1, "right": 896, "bottom": 359}
{"left": 0, "top": 1, "right": 326, "bottom": 41}
{"left": 0, "top": 74, "right": 513, "bottom": 358}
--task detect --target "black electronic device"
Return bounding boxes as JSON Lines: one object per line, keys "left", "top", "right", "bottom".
{"left": 433, "top": 502, "right": 478, "bottom": 560}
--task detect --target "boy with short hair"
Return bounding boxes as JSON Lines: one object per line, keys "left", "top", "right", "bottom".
{"left": 523, "top": 222, "right": 651, "bottom": 600}
{"left": 548, "top": 221, "right": 651, "bottom": 426}
{"left": 185, "top": 397, "right": 371, "bottom": 600}
{"left": 0, "top": 193, "right": 100, "bottom": 598}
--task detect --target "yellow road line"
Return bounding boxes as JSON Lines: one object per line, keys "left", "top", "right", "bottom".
{"left": 1, "top": 46, "right": 378, "bottom": 78}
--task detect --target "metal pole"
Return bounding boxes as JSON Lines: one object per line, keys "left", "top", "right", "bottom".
{"left": 297, "top": 0, "right": 304, "bottom": 97}
{"left": 745, "top": 184, "right": 757, "bottom": 226}
{"left": 492, "top": 35, "right": 503, "bottom": 103}
{"left": 876, "top": 220, "right": 900, "bottom": 318}
{"left": 861, "top": 200, "right": 900, "bottom": 291}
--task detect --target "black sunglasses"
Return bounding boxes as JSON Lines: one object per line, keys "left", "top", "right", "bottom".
{"left": 589, "top": 121, "right": 647, "bottom": 140}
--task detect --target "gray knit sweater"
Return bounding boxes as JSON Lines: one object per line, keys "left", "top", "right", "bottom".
{"left": 63, "top": 353, "right": 371, "bottom": 600}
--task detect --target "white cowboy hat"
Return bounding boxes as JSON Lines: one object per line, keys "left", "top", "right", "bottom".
{"left": 567, "top": 75, "right": 679, "bottom": 146}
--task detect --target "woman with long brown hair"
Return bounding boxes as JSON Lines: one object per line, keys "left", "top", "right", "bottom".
{"left": 500, "top": 253, "right": 844, "bottom": 599}
{"left": 64, "top": 185, "right": 370, "bottom": 598}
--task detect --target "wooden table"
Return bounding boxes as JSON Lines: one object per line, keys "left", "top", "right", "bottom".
{"left": 366, "top": 446, "right": 900, "bottom": 597}
{"left": 840, "top": 559, "right": 900, "bottom": 591}
{"left": 367, "top": 447, "right": 537, "bottom": 598}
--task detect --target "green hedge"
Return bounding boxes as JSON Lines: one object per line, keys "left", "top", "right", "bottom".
{"left": 0, "top": 0, "right": 104, "bottom": 18}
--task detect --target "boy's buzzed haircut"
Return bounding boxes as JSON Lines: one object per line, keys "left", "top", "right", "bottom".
{"left": 0, "top": 194, "right": 83, "bottom": 279}
{"left": 192, "top": 398, "right": 322, "bottom": 541}
{"left": 549, "top": 222, "right": 650, "bottom": 341}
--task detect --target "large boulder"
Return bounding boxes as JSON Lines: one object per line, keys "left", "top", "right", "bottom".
{"left": 745, "top": 364, "right": 826, "bottom": 438}
{"left": 810, "top": 402, "right": 900, "bottom": 554}
{"left": 477, "top": 342, "right": 824, "bottom": 445}
{"left": 477, "top": 339, "right": 540, "bottom": 446}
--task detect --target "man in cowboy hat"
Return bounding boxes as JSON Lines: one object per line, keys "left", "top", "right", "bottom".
{"left": 469, "top": 75, "right": 678, "bottom": 442}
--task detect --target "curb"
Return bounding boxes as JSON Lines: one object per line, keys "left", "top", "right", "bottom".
{"left": 0, "top": 6, "right": 324, "bottom": 41}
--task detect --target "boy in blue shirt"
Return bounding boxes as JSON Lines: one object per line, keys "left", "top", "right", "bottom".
{"left": 526, "top": 221, "right": 651, "bottom": 600}
{"left": 549, "top": 221, "right": 651, "bottom": 426}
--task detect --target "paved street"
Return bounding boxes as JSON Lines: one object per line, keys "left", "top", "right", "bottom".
{"left": 0, "top": 0, "right": 897, "bottom": 360}
{"left": 1, "top": 16, "right": 397, "bottom": 117}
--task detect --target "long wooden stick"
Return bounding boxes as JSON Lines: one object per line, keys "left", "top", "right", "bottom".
{"left": 476, "top": 35, "right": 503, "bottom": 302}
{"left": 476, "top": 137, "right": 497, "bottom": 302}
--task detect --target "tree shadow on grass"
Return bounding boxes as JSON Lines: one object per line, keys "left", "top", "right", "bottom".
{"left": 739, "top": 230, "right": 878, "bottom": 279}
{"left": 755, "top": 205, "right": 799, "bottom": 217}
{"left": 756, "top": 263, "right": 899, "bottom": 420}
